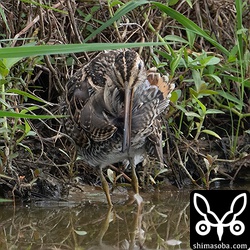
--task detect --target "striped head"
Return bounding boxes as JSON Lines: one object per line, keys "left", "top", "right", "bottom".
{"left": 112, "top": 50, "right": 147, "bottom": 152}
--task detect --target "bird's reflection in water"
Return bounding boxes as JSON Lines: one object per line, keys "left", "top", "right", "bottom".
{"left": 90, "top": 203, "right": 146, "bottom": 250}
{"left": 0, "top": 191, "right": 190, "bottom": 249}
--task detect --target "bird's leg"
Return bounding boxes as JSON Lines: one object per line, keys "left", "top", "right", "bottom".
{"left": 97, "top": 207, "right": 113, "bottom": 244}
{"left": 130, "top": 157, "right": 143, "bottom": 206}
{"left": 130, "top": 157, "right": 139, "bottom": 194}
{"left": 99, "top": 168, "right": 113, "bottom": 207}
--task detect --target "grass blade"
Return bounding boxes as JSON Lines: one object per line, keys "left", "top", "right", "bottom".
{"left": 7, "top": 89, "right": 51, "bottom": 104}
{"left": 0, "top": 110, "right": 64, "bottom": 119}
{"left": 0, "top": 42, "right": 166, "bottom": 58}
{"left": 83, "top": 0, "right": 149, "bottom": 42}
{"left": 152, "top": 2, "right": 229, "bottom": 56}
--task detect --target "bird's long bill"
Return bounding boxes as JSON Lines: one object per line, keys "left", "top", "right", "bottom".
{"left": 122, "top": 87, "right": 133, "bottom": 153}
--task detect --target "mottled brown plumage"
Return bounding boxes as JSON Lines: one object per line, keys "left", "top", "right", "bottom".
{"left": 62, "top": 49, "right": 174, "bottom": 206}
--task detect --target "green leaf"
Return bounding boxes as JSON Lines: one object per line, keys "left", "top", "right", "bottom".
{"left": 0, "top": 60, "right": 9, "bottom": 78}
{"left": 205, "top": 109, "right": 225, "bottom": 115}
{"left": 2, "top": 57, "right": 24, "bottom": 70}
{"left": 204, "top": 74, "right": 221, "bottom": 84}
{"left": 0, "top": 97, "right": 12, "bottom": 109}
{"left": 0, "top": 198, "right": 13, "bottom": 203}
{"left": 198, "top": 89, "right": 219, "bottom": 96}
{"left": 235, "top": 0, "right": 243, "bottom": 59}
{"left": 193, "top": 95, "right": 206, "bottom": 114}
{"left": 170, "top": 89, "right": 181, "bottom": 103}
{"left": 164, "top": 35, "right": 188, "bottom": 44}
{"left": 185, "top": 111, "right": 201, "bottom": 119}
{"left": 186, "top": 29, "right": 196, "bottom": 48}
{"left": 200, "top": 56, "right": 220, "bottom": 66}
{"left": 0, "top": 110, "right": 64, "bottom": 119}
{"left": 227, "top": 45, "right": 238, "bottom": 63}
{"left": 185, "top": 0, "right": 193, "bottom": 8}
{"left": 243, "top": 79, "right": 250, "bottom": 88}
{"left": 1, "top": 43, "right": 37, "bottom": 70}
{"left": 175, "top": 104, "right": 188, "bottom": 113}
{"left": 189, "top": 87, "right": 198, "bottom": 97}
{"left": 192, "top": 70, "right": 202, "bottom": 92}
{"left": 26, "top": 131, "right": 36, "bottom": 137}
{"left": 110, "top": 0, "right": 124, "bottom": 7}
{"left": 0, "top": 126, "right": 10, "bottom": 134}
{"left": 170, "top": 47, "right": 184, "bottom": 75}
{"left": 84, "top": 13, "right": 92, "bottom": 22}
{"left": 154, "top": 168, "right": 169, "bottom": 179}
{"left": 24, "top": 119, "right": 31, "bottom": 134}
{"left": 18, "top": 143, "right": 34, "bottom": 159}
{"left": 201, "top": 129, "right": 221, "bottom": 139}
{"left": 0, "top": 42, "right": 166, "bottom": 58}
{"left": 7, "top": 89, "right": 48, "bottom": 104}
{"left": 0, "top": 5, "right": 10, "bottom": 33}
{"left": 168, "top": 0, "right": 179, "bottom": 6}
{"left": 9, "top": 152, "right": 19, "bottom": 160}
{"left": 217, "top": 90, "right": 243, "bottom": 106}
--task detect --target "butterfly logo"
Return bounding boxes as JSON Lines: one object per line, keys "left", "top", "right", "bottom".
{"left": 193, "top": 193, "right": 247, "bottom": 241}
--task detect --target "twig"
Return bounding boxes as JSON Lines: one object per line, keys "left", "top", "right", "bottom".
{"left": 174, "top": 141, "right": 201, "bottom": 188}
{"left": 11, "top": 1, "right": 65, "bottom": 47}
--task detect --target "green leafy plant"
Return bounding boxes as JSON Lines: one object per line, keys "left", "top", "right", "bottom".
{"left": 0, "top": 53, "right": 63, "bottom": 172}
{"left": 145, "top": 0, "right": 250, "bottom": 186}
{"left": 176, "top": 51, "right": 225, "bottom": 140}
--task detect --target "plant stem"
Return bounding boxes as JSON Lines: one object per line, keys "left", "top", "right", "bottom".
{"left": 210, "top": 95, "right": 250, "bottom": 156}
{"left": 1, "top": 81, "right": 11, "bottom": 172}
{"left": 107, "top": 0, "right": 122, "bottom": 42}
{"left": 210, "top": 95, "right": 250, "bottom": 119}
{"left": 143, "top": 12, "right": 172, "bottom": 54}
{"left": 1, "top": 82, "right": 9, "bottom": 142}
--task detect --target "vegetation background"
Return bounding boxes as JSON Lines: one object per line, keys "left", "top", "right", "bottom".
{"left": 0, "top": 0, "right": 249, "bottom": 201}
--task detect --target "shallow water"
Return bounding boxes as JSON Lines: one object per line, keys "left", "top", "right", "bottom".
{"left": 1, "top": 181, "right": 250, "bottom": 250}
{"left": 0, "top": 187, "right": 190, "bottom": 250}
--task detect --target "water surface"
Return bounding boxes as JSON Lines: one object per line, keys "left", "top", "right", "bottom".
{"left": 0, "top": 187, "right": 190, "bottom": 250}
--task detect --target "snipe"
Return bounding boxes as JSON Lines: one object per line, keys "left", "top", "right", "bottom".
{"left": 62, "top": 49, "right": 174, "bottom": 206}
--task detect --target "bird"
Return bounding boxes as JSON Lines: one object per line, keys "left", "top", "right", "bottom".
{"left": 62, "top": 49, "right": 174, "bottom": 206}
